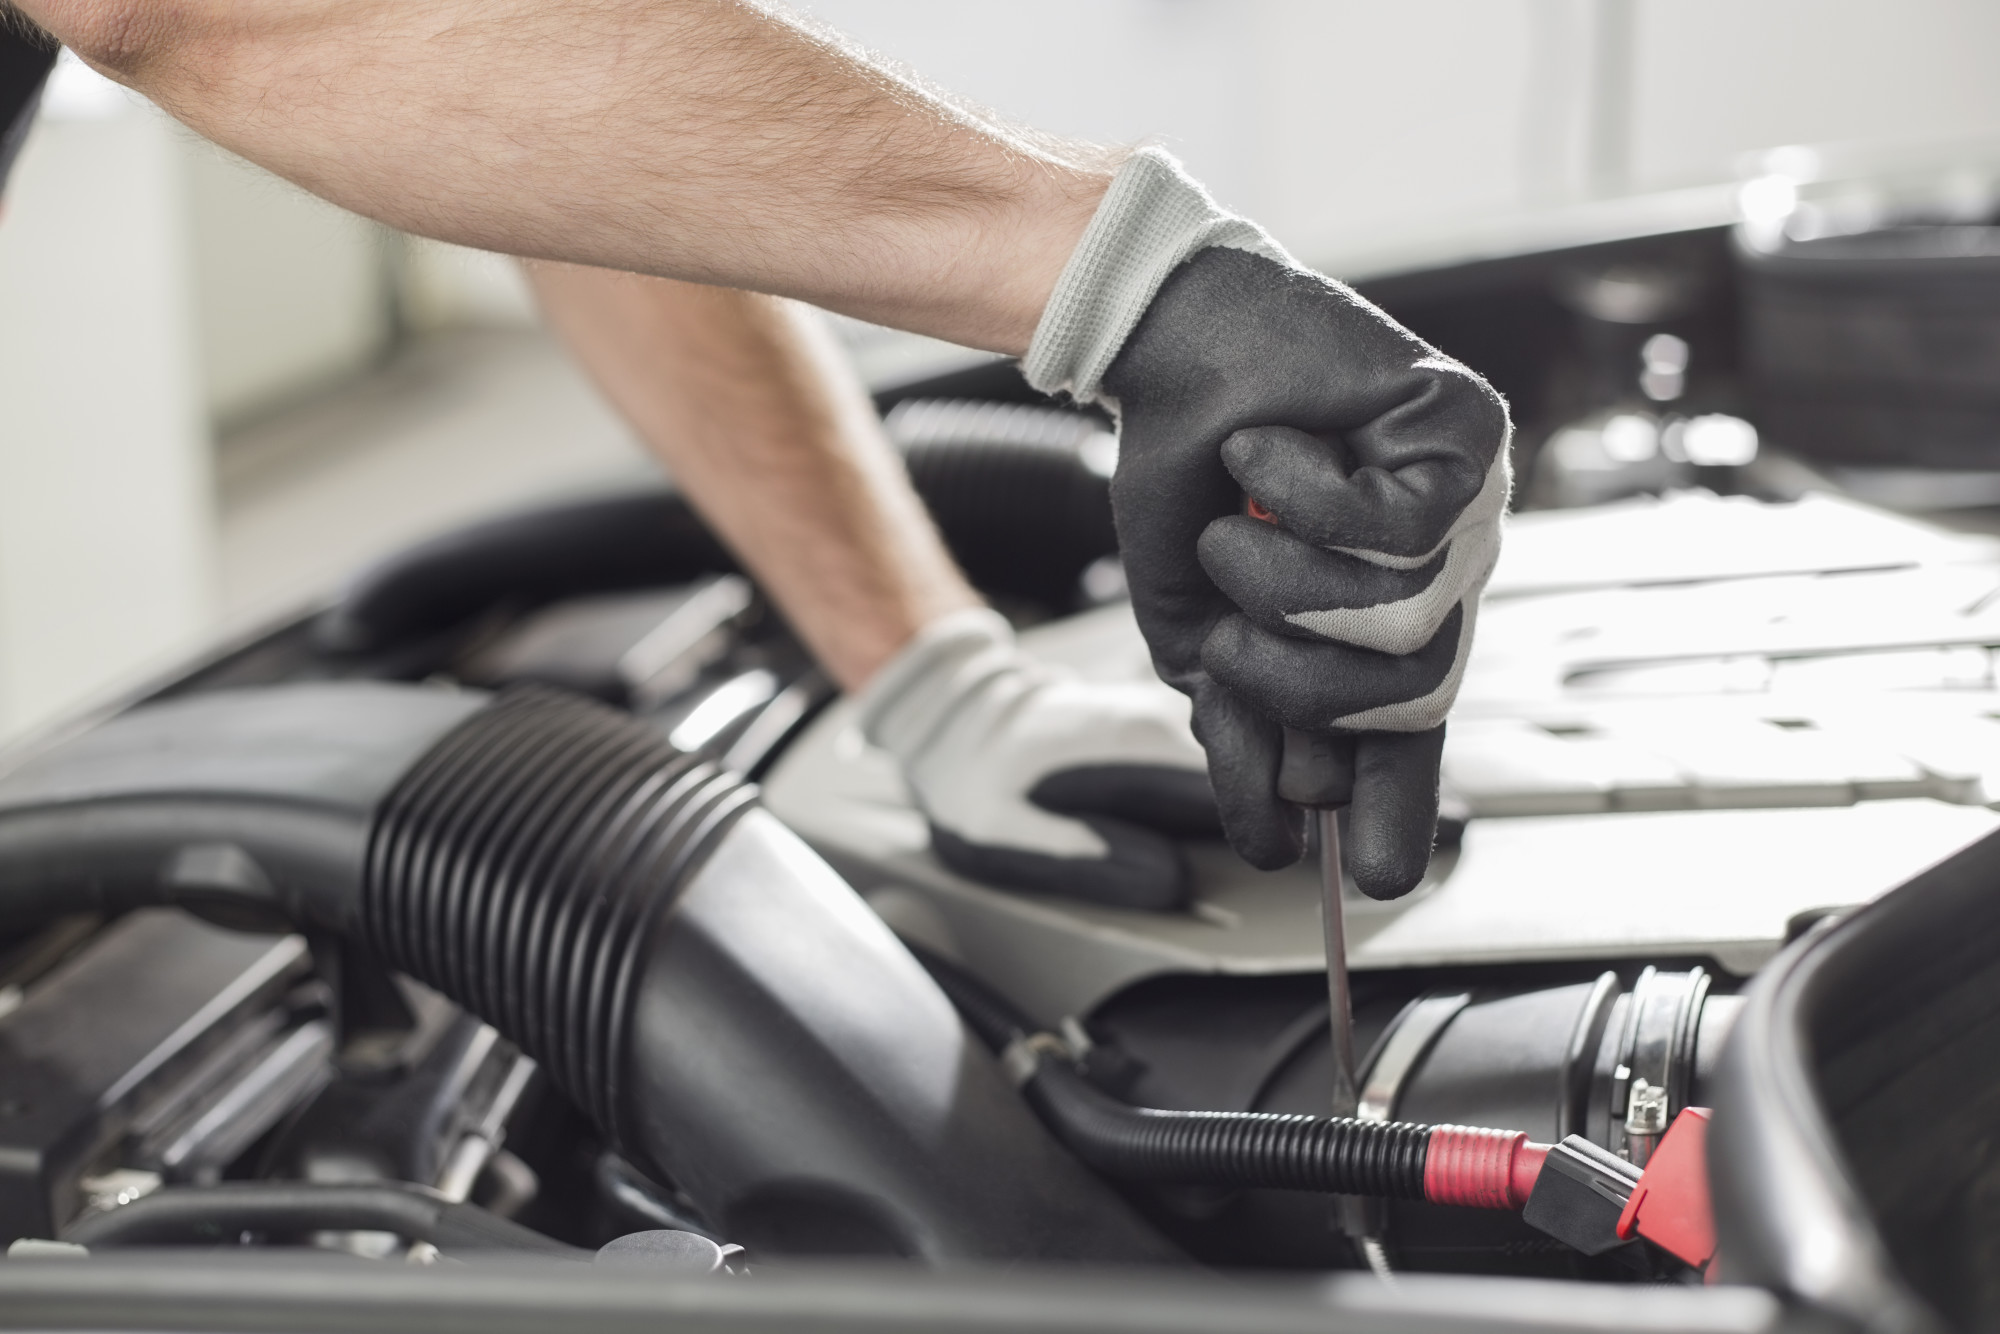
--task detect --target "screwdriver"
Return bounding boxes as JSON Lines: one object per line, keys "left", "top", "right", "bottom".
{"left": 1248, "top": 495, "right": 1364, "bottom": 1119}
{"left": 1277, "top": 727, "right": 1360, "bottom": 1120}
{"left": 1278, "top": 727, "right": 1386, "bottom": 1255}
{"left": 1256, "top": 473, "right": 1376, "bottom": 1248}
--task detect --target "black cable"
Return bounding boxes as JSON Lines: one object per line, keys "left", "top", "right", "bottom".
{"left": 1023, "top": 1057, "right": 1429, "bottom": 1199}
{"left": 899, "top": 942, "right": 1029, "bottom": 1050}
{"left": 903, "top": 941, "right": 1432, "bottom": 1201}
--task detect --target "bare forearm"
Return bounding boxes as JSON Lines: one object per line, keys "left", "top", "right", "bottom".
{"left": 529, "top": 262, "right": 979, "bottom": 690}
{"left": 21, "top": 0, "right": 1112, "bottom": 352}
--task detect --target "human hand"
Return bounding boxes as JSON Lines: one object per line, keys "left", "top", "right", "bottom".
{"left": 855, "top": 610, "right": 1218, "bottom": 912}
{"left": 1025, "top": 151, "right": 1509, "bottom": 897}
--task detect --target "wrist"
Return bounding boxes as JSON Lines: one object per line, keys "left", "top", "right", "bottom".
{"left": 861, "top": 157, "right": 1110, "bottom": 357}
{"left": 976, "top": 160, "right": 1118, "bottom": 357}
{"left": 1023, "top": 148, "right": 1289, "bottom": 404}
{"left": 822, "top": 579, "right": 984, "bottom": 695}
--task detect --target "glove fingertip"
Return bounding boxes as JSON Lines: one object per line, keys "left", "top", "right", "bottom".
{"left": 1189, "top": 683, "right": 1306, "bottom": 870}
{"left": 1221, "top": 801, "right": 1307, "bottom": 871}
{"left": 1029, "top": 765, "right": 1221, "bottom": 839}
{"left": 1347, "top": 845, "right": 1432, "bottom": 901}
{"left": 928, "top": 820, "right": 1191, "bottom": 913}
{"left": 1344, "top": 724, "right": 1449, "bottom": 900}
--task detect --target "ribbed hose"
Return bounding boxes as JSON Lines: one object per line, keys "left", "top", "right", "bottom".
{"left": 908, "top": 943, "right": 1540, "bottom": 1208}
{"left": 1025, "top": 1057, "right": 1431, "bottom": 1198}
{"left": 361, "top": 687, "right": 757, "bottom": 1136}
{"left": 886, "top": 399, "right": 1117, "bottom": 606}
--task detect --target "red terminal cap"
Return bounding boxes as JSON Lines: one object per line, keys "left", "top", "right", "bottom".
{"left": 1424, "top": 1125, "right": 1551, "bottom": 1210}
{"left": 1616, "top": 1107, "right": 1716, "bottom": 1270}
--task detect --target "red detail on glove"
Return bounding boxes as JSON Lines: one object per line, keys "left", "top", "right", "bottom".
{"left": 1246, "top": 496, "right": 1277, "bottom": 523}
{"left": 1616, "top": 1107, "right": 1716, "bottom": 1269}
{"left": 1424, "top": 1125, "right": 1551, "bottom": 1210}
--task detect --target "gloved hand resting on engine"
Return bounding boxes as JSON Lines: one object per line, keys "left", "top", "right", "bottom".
{"left": 855, "top": 608, "right": 1220, "bottom": 912}
{"left": 1023, "top": 149, "right": 1512, "bottom": 899}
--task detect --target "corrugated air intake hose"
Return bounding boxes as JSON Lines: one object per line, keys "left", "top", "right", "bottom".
{"left": 359, "top": 688, "right": 753, "bottom": 1135}
{"left": 0, "top": 682, "right": 1177, "bottom": 1265}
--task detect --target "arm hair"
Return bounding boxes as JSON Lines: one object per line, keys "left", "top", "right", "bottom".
{"left": 17, "top": 0, "right": 1120, "bottom": 350}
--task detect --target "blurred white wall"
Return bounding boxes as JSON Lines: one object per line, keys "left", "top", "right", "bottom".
{"left": 398, "top": 237, "right": 539, "bottom": 334}
{"left": 185, "top": 135, "right": 392, "bottom": 429}
{"left": 1629, "top": 0, "right": 2000, "bottom": 190}
{"left": 0, "top": 76, "right": 215, "bottom": 740}
{"left": 0, "top": 56, "right": 400, "bottom": 741}
{"left": 803, "top": 0, "right": 2000, "bottom": 265}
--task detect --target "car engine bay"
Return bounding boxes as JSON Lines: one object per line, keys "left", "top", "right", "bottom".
{"left": 6, "top": 184, "right": 2000, "bottom": 1334}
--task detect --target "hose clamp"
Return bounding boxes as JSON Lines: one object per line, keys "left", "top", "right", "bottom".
{"left": 1001, "top": 1031, "right": 1071, "bottom": 1088}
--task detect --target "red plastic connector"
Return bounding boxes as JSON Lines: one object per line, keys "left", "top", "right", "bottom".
{"left": 1616, "top": 1107, "right": 1716, "bottom": 1270}
{"left": 1424, "top": 1125, "right": 1551, "bottom": 1210}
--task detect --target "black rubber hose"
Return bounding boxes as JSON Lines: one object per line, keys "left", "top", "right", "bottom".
{"left": 316, "top": 490, "right": 736, "bottom": 656}
{"left": 362, "top": 686, "right": 753, "bottom": 1135}
{"left": 318, "top": 411, "right": 1117, "bottom": 657}
{"left": 362, "top": 689, "right": 1178, "bottom": 1262}
{"left": 900, "top": 942, "right": 1029, "bottom": 1050}
{"left": 905, "top": 943, "right": 1432, "bottom": 1201}
{"left": 888, "top": 400, "right": 1117, "bottom": 608}
{"left": 61, "top": 1182, "right": 586, "bottom": 1257}
{"left": 1023, "top": 1058, "right": 1430, "bottom": 1199}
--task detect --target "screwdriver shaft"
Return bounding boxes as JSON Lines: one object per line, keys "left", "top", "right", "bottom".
{"left": 1320, "top": 808, "right": 1359, "bottom": 1120}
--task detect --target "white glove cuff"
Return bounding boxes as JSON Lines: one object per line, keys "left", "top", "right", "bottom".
{"left": 1023, "top": 147, "right": 1291, "bottom": 405}
{"left": 853, "top": 608, "right": 1016, "bottom": 761}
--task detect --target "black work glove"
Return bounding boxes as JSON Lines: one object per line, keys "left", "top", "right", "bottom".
{"left": 1023, "top": 150, "right": 1510, "bottom": 898}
